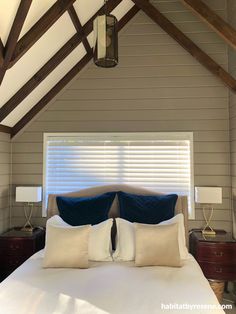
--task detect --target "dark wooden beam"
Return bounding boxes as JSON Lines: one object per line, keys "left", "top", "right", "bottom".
{"left": 10, "top": 0, "right": 78, "bottom": 67}
{"left": 117, "top": 5, "right": 139, "bottom": 31}
{"left": 11, "top": 5, "right": 139, "bottom": 137}
{"left": 0, "top": 34, "right": 82, "bottom": 122}
{"left": 0, "top": 124, "right": 12, "bottom": 134}
{"left": 77, "top": 0, "right": 124, "bottom": 38}
{"left": 68, "top": 5, "right": 91, "bottom": 53}
{"left": 182, "top": 0, "right": 236, "bottom": 50}
{"left": 11, "top": 52, "right": 93, "bottom": 138}
{"left": 0, "top": 0, "right": 32, "bottom": 84}
{"left": 132, "top": 0, "right": 236, "bottom": 92}
{"left": 0, "top": 0, "right": 124, "bottom": 122}
{"left": 0, "top": 39, "right": 4, "bottom": 67}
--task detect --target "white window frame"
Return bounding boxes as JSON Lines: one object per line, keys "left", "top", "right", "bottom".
{"left": 43, "top": 132, "right": 194, "bottom": 218}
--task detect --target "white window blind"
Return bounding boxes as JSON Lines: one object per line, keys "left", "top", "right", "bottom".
{"left": 43, "top": 133, "right": 194, "bottom": 217}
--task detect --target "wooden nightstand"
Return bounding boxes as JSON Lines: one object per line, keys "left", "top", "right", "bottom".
{"left": 189, "top": 230, "right": 236, "bottom": 301}
{"left": 0, "top": 227, "right": 45, "bottom": 281}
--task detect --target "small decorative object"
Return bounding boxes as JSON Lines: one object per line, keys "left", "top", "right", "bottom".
{"left": 15, "top": 186, "right": 42, "bottom": 232}
{"left": 93, "top": 0, "right": 118, "bottom": 67}
{"left": 195, "top": 187, "right": 222, "bottom": 236}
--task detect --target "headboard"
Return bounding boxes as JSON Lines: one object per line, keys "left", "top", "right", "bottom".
{"left": 47, "top": 184, "right": 189, "bottom": 245}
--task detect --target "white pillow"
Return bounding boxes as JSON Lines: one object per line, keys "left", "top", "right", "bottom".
{"left": 159, "top": 213, "right": 189, "bottom": 259}
{"left": 43, "top": 222, "right": 90, "bottom": 268}
{"left": 113, "top": 217, "right": 135, "bottom": 261}
{"left": 47, "top": 215, "right": 113, "bottom": 261}
{"left": 113, "top": 214, "right": 189, "bottom": 261}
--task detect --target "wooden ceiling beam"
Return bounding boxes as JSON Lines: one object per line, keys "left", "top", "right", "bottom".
{"left": 0, "top": 34, "right": 83, "bottom": 122}
{"left": 11, "top": 52, "right": 93, "bottom": 138}
{"left": 0, "top": 0, "right": 32, "bottom": 84}
{"left": 9, "top": 0, "right": 78, "bottom": 68}
{"left": 0, "top": 125, "right": 12, "bottom": 134}
{"left": 0, "top": 39, "right": 4, "bottom": 67}
{"left": 132, "top": 0, "right": 236, "bottom": 92}
{"left": 0, "top": 0, "right": 123, "bottom": 123}
{"left": 82, "top": 0, "right": 124, "bottom": 36}
{"left": 11, "top": 4, "right": 140, "bottom": 137}
{"left": 182, "top": 0, "right": 236, "bottom": 50}
{"left": 68, "top": 5, "right": 91, "bottom": 53}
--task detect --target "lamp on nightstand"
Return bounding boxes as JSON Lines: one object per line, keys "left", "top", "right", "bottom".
{"left": 15, "top": 186, "right": 42, "bottom": 232}
{"left": 195, "top": 187, "right": 222, "bottom": 236}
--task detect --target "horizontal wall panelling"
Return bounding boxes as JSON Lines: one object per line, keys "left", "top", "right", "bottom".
{"left": 11, "top": 0, "right": 231, "bottom": 232}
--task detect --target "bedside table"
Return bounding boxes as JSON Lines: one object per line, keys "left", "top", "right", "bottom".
{"left": 189, "top": 230, "right": 236, "bottom": 301}
{"left": 0, "top": 227, "right": 45, "bottom": 281}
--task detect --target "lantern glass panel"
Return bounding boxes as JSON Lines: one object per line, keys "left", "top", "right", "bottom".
{"left": 93, "top": 14, "right": 118, "bottom": 67}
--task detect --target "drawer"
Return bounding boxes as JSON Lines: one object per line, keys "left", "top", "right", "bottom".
{"left": 0, "top": 247, "right": 33, "bottom": 258}
{"left": 197, "top": 244, "right": 236, "bottom": 264}
{"left": 199, "top": 261, "right": 236, "bottom": 281}
{"left": 0, "top": 239, "right": 34, "bottom": 252}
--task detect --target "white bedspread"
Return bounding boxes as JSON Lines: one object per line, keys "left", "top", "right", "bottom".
{"left": 0, "top": 251, "right": 225, "bottom": 314}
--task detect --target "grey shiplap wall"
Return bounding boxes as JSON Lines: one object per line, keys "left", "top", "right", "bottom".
{"left": 228, "top": 0, "right": 236, "bottom": 237}
{"left": 11, "top": 0, "right": 232, "bottom": 231}
{"left": 0, "top": 133, "right": 10, "bottom": 233}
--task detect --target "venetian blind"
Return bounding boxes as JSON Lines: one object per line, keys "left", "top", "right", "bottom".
{"left": 43, "top": 133, "right": 194, "bottom": 217}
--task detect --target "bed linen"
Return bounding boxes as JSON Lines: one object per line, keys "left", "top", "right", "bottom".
{"left": 0, "top": 251, "right": 224, "bottom": 314}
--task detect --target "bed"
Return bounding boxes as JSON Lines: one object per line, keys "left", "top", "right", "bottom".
{"left": 0, "top": 185, "right": 225, "bottom": 314}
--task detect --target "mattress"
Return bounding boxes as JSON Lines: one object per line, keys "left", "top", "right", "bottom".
{"left": 0, "top": 251, "right": 224, "bottom": 314}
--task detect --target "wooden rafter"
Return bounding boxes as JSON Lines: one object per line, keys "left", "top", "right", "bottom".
{"left": 0, "top": 0, "right": 123, "bottom": 123}
{"left": 11, "top": 5, "right": 140, "bottom": 137}
{"left": 0, "top": 125, "right": 12, "bottom": 134}
{"left": 182, "top": 0, "right": 236, "bottom": 50}
{"left": 68, "top": 5, "right": 91, "bottom": 53}
{"left": 132, "top": 0, "right": 236, "bottom": 92}
{"left": 0, "top": 39, "right": 4, "bottom": 67}
{"left": 11, "top": 52, "right": 93, "bottom": 138}
{"left": 0, "top": 0, "right": 32, "bottom": 84}
{"left": 9, "top": 0, "right": 78, "bottom": 68}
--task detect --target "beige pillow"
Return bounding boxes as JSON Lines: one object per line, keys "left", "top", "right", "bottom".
{"left": 43, "top": 223, "right": 91, "bottom": 268}
{"left": 134, "top": 223, "right": 182, "bottom": 267}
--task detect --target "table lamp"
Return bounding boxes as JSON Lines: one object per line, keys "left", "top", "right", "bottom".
{"left": 195, "top": 187, "right": 222, "bottom": 236}
{"left": 15, "top": 186, "right": 42, "bottom": 232}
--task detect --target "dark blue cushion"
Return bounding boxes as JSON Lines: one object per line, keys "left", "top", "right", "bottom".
{"left": 117, "top": 191, "right": 178, "bottom": 224}
{"left": 56, "top": 192, "right": 116, "bottom": 226}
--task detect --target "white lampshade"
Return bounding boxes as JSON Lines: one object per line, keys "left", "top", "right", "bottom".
{"left": 16, "top": 186, "right": 42, "bottom": 203}
{"left": 195, "top": 187, "right": 222, "bottom": 204}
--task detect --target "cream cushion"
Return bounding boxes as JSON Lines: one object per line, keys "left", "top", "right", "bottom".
{"left": 135, "top": 223, "right": 182, "bottom": 267}
{"left": 43, "top": 220, "right": 90, "bottom": 268}
{"left": 113, "top": 214, "right": 189, "bottom": 261}
{"left": 47, "top": 215, "right": 113, "bottom": 261}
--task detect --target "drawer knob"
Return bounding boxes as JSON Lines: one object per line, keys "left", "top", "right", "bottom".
{"left": 214, "top": 252, "right": 223, "bottom": 257}
{"left": 215, "top": 268, "right": 222, "bottom": 273}
{"left": 10, "top": 244, "right": 20, "bottom": 249}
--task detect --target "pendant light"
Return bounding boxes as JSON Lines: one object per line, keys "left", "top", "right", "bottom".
{"left": 93, "top": 0, "right": 118, "bottom": 67}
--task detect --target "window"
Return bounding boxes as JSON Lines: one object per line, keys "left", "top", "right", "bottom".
{"left": 43, "top": 132, "right": 194, "bottom": 218}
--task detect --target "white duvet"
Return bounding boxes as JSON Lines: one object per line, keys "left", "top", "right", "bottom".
{"left": 0, "top": 251, "right": 225, "bottom": 314}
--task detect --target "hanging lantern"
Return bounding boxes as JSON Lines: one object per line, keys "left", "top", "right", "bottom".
{"left": 93, "top": 3, "right": 118, "bottom": 68}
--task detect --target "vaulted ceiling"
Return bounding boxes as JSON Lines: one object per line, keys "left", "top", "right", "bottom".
{"left": 0, "top": 0, "right": 236, "bottom": 138}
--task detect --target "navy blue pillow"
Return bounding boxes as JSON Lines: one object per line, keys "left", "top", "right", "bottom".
{"left": 117, "top": 191, "right": 178, "bottom": 224}
{"left": 56, "top": 192, "right": 116, "bottom": 226}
